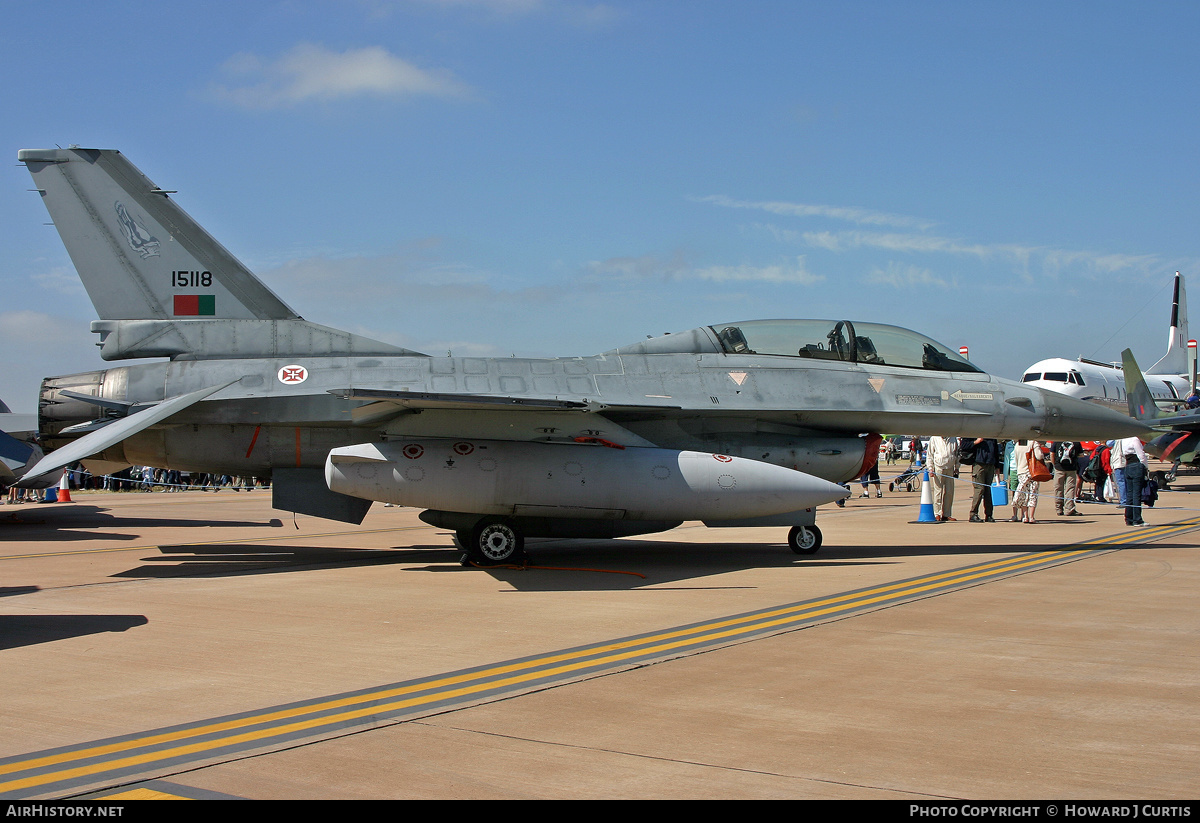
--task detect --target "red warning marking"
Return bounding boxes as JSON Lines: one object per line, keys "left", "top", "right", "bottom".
{"left": 402, "top": 444, "right": 424, "bottom": 459}
{"left": 573, "top": 436, "right": 625, "bottom": 450}
{"left": 245, "top": 425, "right": 261, "bottom": 459}
{"left": 713, "top": 454, "right": 733, "bottom": 462}
{"left": 453, "top": 442, "right": 475, "bottom": 455}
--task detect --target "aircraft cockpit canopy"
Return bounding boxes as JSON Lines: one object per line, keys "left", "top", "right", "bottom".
{"left": 710, "top": 319, "right": 982, "bottom": 373}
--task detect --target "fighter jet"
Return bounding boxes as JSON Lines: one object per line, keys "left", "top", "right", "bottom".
{"left": 15, "top": 148, "right": 1147, "bottom": 563}
{"left": 0, "top": 397, "right": 58, "bottom": 489}
{"left": 1121, "top": 347, "right": 1200, "bottom": 478}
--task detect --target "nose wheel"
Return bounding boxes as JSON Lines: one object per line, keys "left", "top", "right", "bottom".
{"left": 787, "top": 524, "right": 822, "bottom": 555}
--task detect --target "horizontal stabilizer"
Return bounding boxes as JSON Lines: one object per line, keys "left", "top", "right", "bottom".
{"left": 17, "top": 380, "right": 238, "bottom": 486}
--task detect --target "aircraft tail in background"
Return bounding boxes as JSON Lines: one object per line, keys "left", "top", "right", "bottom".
{"left": 1146, "top": 271, "right": 1189, "bottom": 377}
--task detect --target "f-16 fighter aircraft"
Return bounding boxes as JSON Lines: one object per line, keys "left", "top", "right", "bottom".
{"left": 1122, "top": 347, "right": 1200, "bottom": 473}
{"left": 16, "top": 148, "right": 1147, "bottom": 563}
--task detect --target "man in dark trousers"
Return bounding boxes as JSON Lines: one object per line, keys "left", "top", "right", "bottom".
{"left": 1051, "top": 441, "right": 1082, "bottom": 516}
{"left": 966, "top": 438, "right": 1004, "bottom": 522}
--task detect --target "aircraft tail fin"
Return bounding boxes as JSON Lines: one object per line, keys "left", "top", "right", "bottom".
{"left": 19, "top": 148, "right": 299, "bottom": 322}
{"left": 1147, "top": 272, "right": 1189, "bottom": 376}
{"left": 20, "top": 148, "right": 422, "bottom": 361}
{"left": 1122, "top": 348, "right": 1169, "bottom": 421}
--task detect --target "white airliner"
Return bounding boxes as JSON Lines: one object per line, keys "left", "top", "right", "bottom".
{"left": 1021, "top": 272, "right": 1195, "bottom": 410}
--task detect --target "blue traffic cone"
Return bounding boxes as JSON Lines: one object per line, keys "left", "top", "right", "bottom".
{"left": 916, "top": 468, "right": 937, "bottom": 523}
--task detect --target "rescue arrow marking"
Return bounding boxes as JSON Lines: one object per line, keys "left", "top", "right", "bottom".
{"left": 944, "top": 390, "right": 994, "bottom": 403}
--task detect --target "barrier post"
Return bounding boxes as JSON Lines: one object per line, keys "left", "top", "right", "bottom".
{"left": 917, "top": 469, "right": 937, "bottom": 523}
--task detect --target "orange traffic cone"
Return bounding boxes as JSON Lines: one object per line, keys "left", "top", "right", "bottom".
{"left": 57, "top": 473, "right": 73, "bottom": 503}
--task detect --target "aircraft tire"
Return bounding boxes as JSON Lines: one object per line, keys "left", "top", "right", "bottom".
{"left": 469, "top": 518, "right": 526, "bottom": 565}
{"left": 787, "top": 525, "right": 822, "bottom": 555}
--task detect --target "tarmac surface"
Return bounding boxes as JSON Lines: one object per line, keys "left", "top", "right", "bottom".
{"left": 1, "top": 465, "right": 1198, "bottom": 800}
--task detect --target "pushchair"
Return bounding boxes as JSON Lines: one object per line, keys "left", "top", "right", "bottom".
{"left": 887, "top": 462, "right": 924, "bottom": 493}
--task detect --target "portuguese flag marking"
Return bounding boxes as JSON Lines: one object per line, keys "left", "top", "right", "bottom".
{"left": 174, "top": 295, "right": 216, "bottom": 316}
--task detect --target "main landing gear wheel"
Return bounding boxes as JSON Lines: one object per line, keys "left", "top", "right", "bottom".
{"left": 464, "top": 518, "right": 526, "bottom": 565}
{"left": 787, "top": 525, "right": 822, "bottom": 555}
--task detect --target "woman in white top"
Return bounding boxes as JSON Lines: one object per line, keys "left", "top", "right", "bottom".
{"left": 1011, "top": 440, "right": 1047, "bottom": 523}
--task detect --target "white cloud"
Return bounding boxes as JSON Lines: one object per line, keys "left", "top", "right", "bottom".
{"left": 801, "top": 229, "right": 1164, "bottom": 281}
{"left": 695, "top": 195, "right": 937, "bottom": 231}
{"left": 583, "top": 252, "right": 689, "bottom": 282}
{"left": 31, "top": 267, "right": 87, "bottom": 296}
{"left": 584, "top": 252, "right": 822, "bottom": 286}
{"left": 212, "top": 44, "right": 471, "bottom": 109}
{"left": 693, "top": 257, "right": 824, "bottom": 285}
{"left": 801, "top": 230, "right": 994, "bottom": 258}
{"left": 704, "top": 194, "right": 1177, "bottom": 284}
{"left": 865, "top": 262, "right": 948, "bottom": 289}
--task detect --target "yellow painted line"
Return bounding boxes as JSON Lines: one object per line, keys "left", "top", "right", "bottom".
{"left": 1, "top": 538, "right": 1184, "bottom": 787}
{"left": 4, "top": 519, "right": 1197, "bottom": 796}
{"left": 96, "top": 787, "right": 186, "bottom": 800}
{"left": 2, "top": 546, "right": 1116, "bottom": 777}
{"left": 0, "top": 560, "right": 1120, "bottom": 791}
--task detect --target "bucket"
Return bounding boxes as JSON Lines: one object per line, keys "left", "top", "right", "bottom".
{"left": 990, "top": 478, "right": 1008, "bottom": 507}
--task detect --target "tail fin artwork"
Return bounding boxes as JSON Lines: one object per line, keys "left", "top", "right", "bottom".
{"left": 1146, "top": 271, "right": 1189, "bottom": 376}
{"left": 19, "top": 148, "right": 423, "bottom": 361}
{"left": 1122, "top": 348, "right": 1167, "bottom": 423}
{"left": 1123, "top": 348, "right": 1200, "bottom": 464}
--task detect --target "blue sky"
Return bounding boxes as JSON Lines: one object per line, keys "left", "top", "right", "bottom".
{"left": 3, "top": 0, "right": 1198, "bottom": 412}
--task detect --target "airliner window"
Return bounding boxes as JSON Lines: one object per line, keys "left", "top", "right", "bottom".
{"left": 1023, "top": 373, "right": 1040, "bottom": 382}
{"left": 709, "top": 319, "right": 981, "bottom": 372}
{"left": 1044, "top": 372, "right": 1069, "bottom": 382}
{"left": 1070, "top": 370, "right": 1085, "bottom": 386}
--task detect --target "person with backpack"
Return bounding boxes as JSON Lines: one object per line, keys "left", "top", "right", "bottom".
{"left": 1051, "top": 441, "right": 1082, "bottom": 516}
{"left": 1117, "top": 436, "right": 1149, "bottom": 526}
{"left": 965, "top": 438, "right": 1003, "bottom": 522}
{"left": 1108, "top": 439, "right": 1128, "bottom": 508}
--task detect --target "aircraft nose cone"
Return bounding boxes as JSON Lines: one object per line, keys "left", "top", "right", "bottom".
{"left": 1038, "top": 390, "right": 1152, "bottom": 440}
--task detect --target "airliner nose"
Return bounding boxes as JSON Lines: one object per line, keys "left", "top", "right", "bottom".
{"left": 1038, "top": 389, "right": 1152, "bottom": 440}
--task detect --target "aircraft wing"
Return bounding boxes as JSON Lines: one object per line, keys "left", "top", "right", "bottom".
{"left": 333, "top": 387, "right": 999, "bottom": 436}
{"left": 17, "top": 380, "right": 239, "bottom": 486}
